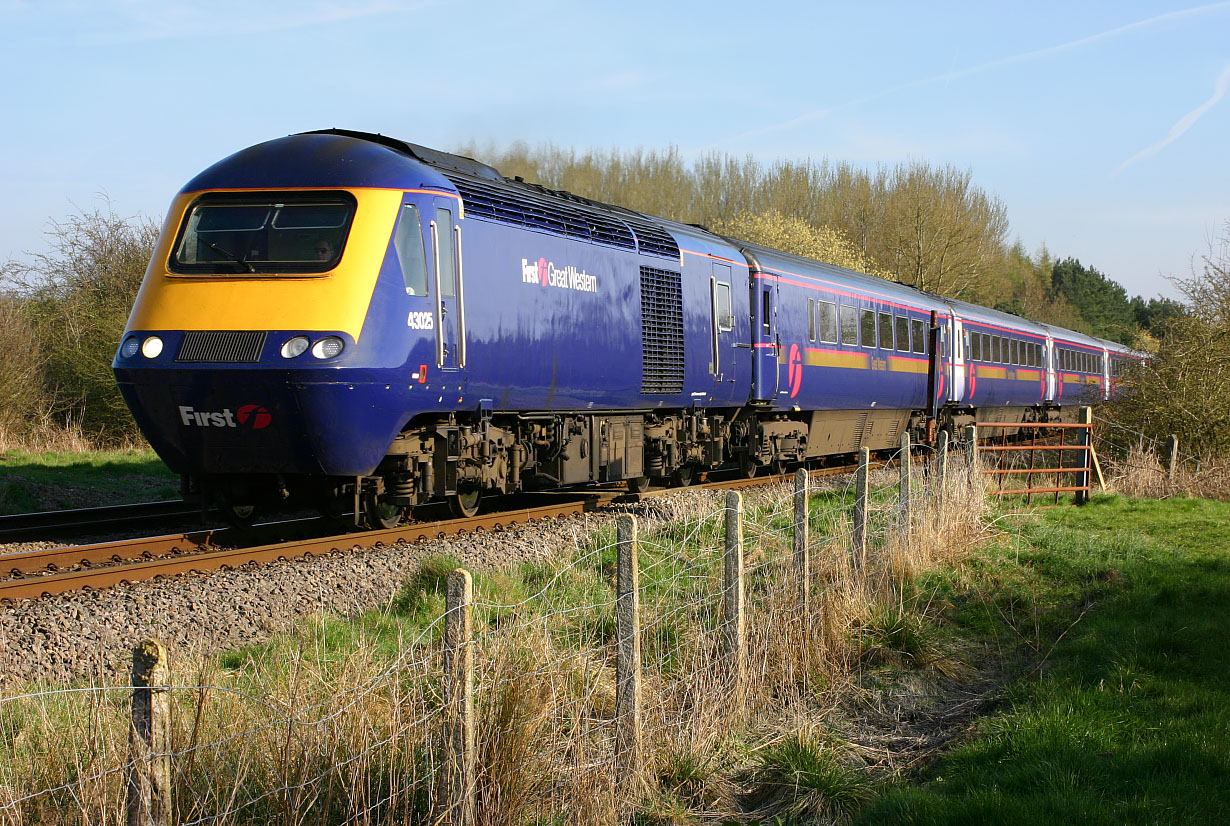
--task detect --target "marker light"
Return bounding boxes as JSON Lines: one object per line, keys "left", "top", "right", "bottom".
{"left": 121, "top": 336, "right": 140, "bottom": 358}
{"left": 311, "top": 336, "right": 345, "bottom": 359}
{"left": 280, "top": 335, "right": 310, "bottom": 358}
{"left": 141, "top": 336, "right": 164, "bottom": 358}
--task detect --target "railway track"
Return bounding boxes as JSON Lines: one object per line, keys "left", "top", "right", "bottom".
{"left": 0, "top": 500, "right": 206, "bottom": 543}
{"left": 0, "top": 453, "right": 918, "bottom": 602}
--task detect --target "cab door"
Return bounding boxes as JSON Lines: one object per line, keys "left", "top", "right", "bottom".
{"left": 708, "top": 264, "right": 740, "bottom": 402}
{"left": 751, "top": 273, "right": 779, "bottom": 402}
{"left": 428, "top": 200, "right": 465, "bottom": 370}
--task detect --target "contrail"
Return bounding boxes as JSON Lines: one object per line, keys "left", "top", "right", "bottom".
{"left": 1116, "top": 65, "right": 1230, "bottom": 173}
{"left": 701, "top": 2, "right": 1230, "bottom": 151}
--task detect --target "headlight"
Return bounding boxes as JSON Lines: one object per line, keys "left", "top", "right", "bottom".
{"left": 311, "top": 336, "right": 345, "bottom": 359}
{"left": 280, "top": 335, "right": 310, "bottom": 358}
{"left": 141, "top": 336, "right": 164, "bottom": 358}
{"left": 120, "top": 336, "right": 140, "bottom": 358}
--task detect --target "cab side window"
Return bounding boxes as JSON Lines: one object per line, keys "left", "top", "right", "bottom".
{"left": 393, "top": 204, "right": 428, "bottom": 295}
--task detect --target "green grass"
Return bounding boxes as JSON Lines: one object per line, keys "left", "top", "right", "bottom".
{"left": 859, "top": 495, "right": 1230, "bottom": 825}
{"left": 0, "top": 447, "right": 179, "bottom": 513}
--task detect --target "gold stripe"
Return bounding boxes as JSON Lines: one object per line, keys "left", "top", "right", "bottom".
{"left": 889, "top": 356, "right": 928, "bottom": 374}
{"left": 803, "top": 350, "right": 870, "bottom": 369}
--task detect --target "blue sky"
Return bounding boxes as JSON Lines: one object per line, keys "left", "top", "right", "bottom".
{"left": 2, "top": 0, "right": 1227, "bottom": 299}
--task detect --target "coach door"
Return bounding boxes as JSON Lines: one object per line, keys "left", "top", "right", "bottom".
{"left": 429, "top": 200, "right": 466, "bottom": 370}
{"left": 1101, "top": 346, "right": 1111, "bottom": 400}
{"left": 1044, "top": 334, "right": 1057, "bottom": 400}
{"left": 949, "top": 315, "right": 967, "bottom": 402}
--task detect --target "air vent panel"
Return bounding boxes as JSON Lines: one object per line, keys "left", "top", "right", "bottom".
{"left": 639, "top": 267, "right": 685, "bottom": 395}
{"left": 176, "top": 331, "right": 267, "bottom": 363}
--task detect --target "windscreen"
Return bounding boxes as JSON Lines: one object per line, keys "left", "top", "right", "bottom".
{"left": 170, "top": 191, "right": 357, "bottom": 274}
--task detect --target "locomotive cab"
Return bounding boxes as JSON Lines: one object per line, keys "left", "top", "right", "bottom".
{"left": 114, "top": 133, "right": 468, "bottom": 523}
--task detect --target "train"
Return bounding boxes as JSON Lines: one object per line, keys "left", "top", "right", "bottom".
{"left": 112, "top": 129, "right": 1141, "bottom": 526}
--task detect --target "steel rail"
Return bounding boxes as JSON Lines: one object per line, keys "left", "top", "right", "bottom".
{"left": 0, "top": 500, "right": 589, "bottom": 601}
{"left": 0, "top": 500, "right": 202, "bottom": 542}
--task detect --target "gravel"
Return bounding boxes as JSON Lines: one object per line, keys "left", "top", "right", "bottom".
{"left": 0, "top": 486, "right": 771, "bottom": 690}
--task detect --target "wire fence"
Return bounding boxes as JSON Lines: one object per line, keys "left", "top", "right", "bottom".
{"left": 0, "top": 425, "right": 1163, "bottom": 825}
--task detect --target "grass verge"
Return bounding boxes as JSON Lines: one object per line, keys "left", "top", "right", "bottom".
{"left": 859, "top": 494, "right": 1230, "bottom": 825}
{"left": 0, "top": 447, "right": 178, "bottom": 514}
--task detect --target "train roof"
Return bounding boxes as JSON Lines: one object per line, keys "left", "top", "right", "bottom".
{"left": 720, "top": 238, "right": 950, "bottom": 312}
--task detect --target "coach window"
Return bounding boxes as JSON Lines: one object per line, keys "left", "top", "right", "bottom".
{"left": 716, "top": 282, "right": 733, "bottom": 330}
{"left": 808, "top": 299, "right": 816, "bottom": 341}
{"left": 911, "top": 318, "right": 925, "bottom": 354}
{"left": 860, "top": 309, "right": 876, "bottom": 348}
{"left": 393, "top": 204, "right": 428, "bottom": 295}
{"left": 818, "top": 301, "right": 838, "bottom": 344}
{"left": 895, "top": 315, "right": 910, "bottom": 352}
{"left": 839, "top": 304, "right": 858, "bottom": 346}
{"left": 762, "top": 290, "right": 771, "bottom": 335}
{"left": 878, "top": 311, "right": 893, "bottom": 349}
{"left": 1011, "top": 339, "right": 1019, "bottom": 365}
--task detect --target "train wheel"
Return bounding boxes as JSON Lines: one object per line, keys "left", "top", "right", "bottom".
{"left": 627, "top": 476, "right": 651, "bottom": 493}
{"left": 362, "top": 492, "right": 403, "bottom": 530}
{"left": 449, "top": 486, "right": 482, "bottom": 519}
{"left": 670, "top": 466, "right": 694, "bottom": 488}
{"left": 221, "top": 503, "right": 257, "bottom": 529}
{"left": 738, "top": 454, "right": 759, "bottom": 479}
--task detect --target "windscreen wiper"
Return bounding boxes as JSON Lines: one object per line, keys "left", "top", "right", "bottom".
{"left": 204, "top": 241, "right": 256, "bottom": 273}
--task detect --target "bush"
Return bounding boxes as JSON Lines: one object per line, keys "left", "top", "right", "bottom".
{"left": 1108, "top": 220, "right": 1230, "bottom": 459}
{"left": 2, "top": 202, "right": 158, "bottom": 442}
{"left": 0, "top": 295, "right": 46, "bottom": 443}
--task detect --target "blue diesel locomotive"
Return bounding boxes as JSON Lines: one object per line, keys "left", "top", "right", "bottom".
{"left": 113, "top": 129, "right": 1139, "bottom": 525}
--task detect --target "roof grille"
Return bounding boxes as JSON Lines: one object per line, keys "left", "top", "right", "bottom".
{"left": 176, "top": 331, "right": 267, "bottom": 363}
{"left": 623, "top": 213, "right": 681, "bottom": 260}
{"left": 447, "top": 176, "right": 679, "bottom": 259}
{"left": 450, "top": 177, "right": 635, "bottom": 250}
{"left": 640, "top": 266, "right": 685, "bottom": 395}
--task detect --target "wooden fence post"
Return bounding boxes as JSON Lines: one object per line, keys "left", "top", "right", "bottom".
{"left": 793, "top": 469, "right": 810, "bottom": 616}
{"left": 723, "top": 491, "right": 746, "bottom": 696}
{"left": 1167, "top": 434, "right": 1179, "bottom": 484}
{"left": 964, "top": 424, "right": 978, "bottom": 475}
{"left": 1076, "top": 407, "right": 1092, "bottom": 505}
{"left": 126, "top": 639, "right": 171, "bottom": 826}
{"left": 851, "top": 448, "right": 870, "bottom": 577}
{"left": 441, "top": 569, "right": 475, "bottom": 826}
{"left": 936, "top": 429, "right": 950, "bottom": 493}
{"left": 615, "top": 515, "right": 642, "bottom": 776}
{"left": 899, "top": 432, "right": 912, "bottom": 552}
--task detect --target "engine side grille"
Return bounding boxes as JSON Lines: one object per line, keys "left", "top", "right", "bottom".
{"left": 176, "top": 331, "right": 267, "bottom": 363}
{"left": 640, "top": 267, "right": 685, "bottom": 395}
